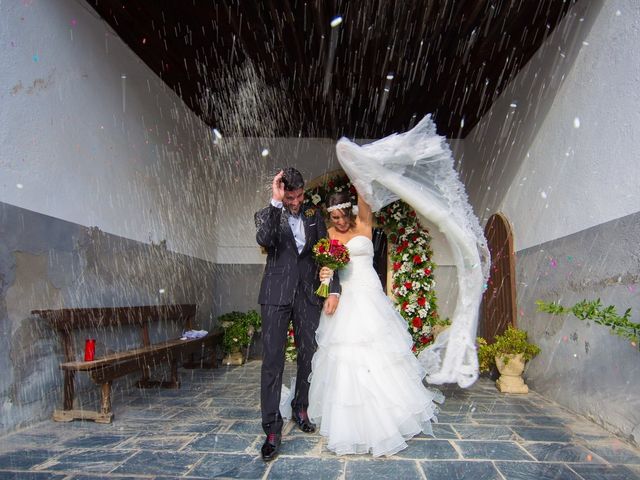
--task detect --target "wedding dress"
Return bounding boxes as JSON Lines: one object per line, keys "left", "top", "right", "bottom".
{"left": 335, "top": 115, "right": 490, "bottom": 388}
{"left": 308, "top": 235, "right": 444, "bottom": 457}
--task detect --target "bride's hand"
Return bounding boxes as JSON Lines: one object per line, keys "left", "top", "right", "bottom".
{"left": 319, "top": 267, "right": 334, "bottom": 282}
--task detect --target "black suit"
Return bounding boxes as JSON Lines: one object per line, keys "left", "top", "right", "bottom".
{"left": 255, "top": 202, "right": 340, "bottom": 435}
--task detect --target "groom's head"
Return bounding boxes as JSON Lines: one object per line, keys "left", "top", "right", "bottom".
{"left": 282, "top": 167, "right": 305, "bottom": 215}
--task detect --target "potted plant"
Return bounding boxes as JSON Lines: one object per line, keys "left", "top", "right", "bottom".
{"left": 477, "top": 325, "right": 540, "bottom": 393}
{"left": 219, "top": 310, "right": 262, "bottom": 365}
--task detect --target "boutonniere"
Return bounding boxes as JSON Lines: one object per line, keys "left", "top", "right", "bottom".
{"left": 304, "top": 208, "right": 316, "bottom": 218}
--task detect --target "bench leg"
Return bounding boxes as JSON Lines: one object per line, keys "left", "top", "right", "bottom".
{"left": 95, "top": 382, "right": 114, "bottom": 424}
{"left": 63, "top": 370, "right": 75, "bottom": 410}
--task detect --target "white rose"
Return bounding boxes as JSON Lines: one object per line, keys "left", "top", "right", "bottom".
{"left": 311, "top": 194, "right": 322, "bottom": 205}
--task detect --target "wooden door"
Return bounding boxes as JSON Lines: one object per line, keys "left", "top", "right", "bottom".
{"left": 480, "top": 213, "right": 517, "bottom": 343}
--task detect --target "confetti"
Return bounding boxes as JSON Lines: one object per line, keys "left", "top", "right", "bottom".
{"left": 550, "top": 258, "right": 558, "bottom": 268}
{"left": 330, "top": 16, "right": 343, "bottom": 27}
{"left": 261, "top": 148, "right": 269, "bottom": 157}
{"left": 32, "top": 54, "right": 39, "bottom": 63}
{"left": 71, "top": 19, "right": 77, "bottom": 27}
{"left": 573, "top": 117, "right": 580, "bottom": 128}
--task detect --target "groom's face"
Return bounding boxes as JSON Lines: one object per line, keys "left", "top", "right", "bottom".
{"left": 283, "top": 188, "right": 304, "bottom": 215}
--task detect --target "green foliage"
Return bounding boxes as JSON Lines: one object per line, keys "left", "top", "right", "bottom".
{"left": 219, "top": 310, "right": 262, "bottom": 353}
{"left": 477, "top": 326, "right": 541, "bottom": 373}
{"left": 536, "top": 299, "right": 637, "bottom": 346}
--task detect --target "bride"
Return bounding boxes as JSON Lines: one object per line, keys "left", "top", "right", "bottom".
{"left": 307, "top": 189, "right": 444, "bottom": 457}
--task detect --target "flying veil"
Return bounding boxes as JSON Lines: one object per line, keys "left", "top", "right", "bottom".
{"left": 335, "top": 115, "right": 490, "bottom": 388}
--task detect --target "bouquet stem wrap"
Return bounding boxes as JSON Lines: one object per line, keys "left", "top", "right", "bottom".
{"left": 312, "top": 238, "right": 350, "bottom": 298}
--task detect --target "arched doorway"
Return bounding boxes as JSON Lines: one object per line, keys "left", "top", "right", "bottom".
{"left": 480, "top": 212, "right": 517, "bottom": 343}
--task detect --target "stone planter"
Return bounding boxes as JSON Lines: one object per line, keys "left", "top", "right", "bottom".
{"left": 495, "top": 353, "right": 529, "bottom": 394}
{"left": 223, "top": 349, "right": 244, "bottom": 366}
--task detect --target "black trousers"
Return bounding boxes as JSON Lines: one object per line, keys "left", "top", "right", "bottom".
{"left": 260, "top": 293, "right": 321, "bottom": 435}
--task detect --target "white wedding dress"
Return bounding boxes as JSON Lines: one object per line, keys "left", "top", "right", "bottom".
{"left": 308, "top": 235, "right": 444, "bottom": 457}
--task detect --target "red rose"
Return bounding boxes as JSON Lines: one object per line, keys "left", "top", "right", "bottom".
{"left": 349, "top": 185, "right": 356, "bottom": 194}
{"left": 424, "top": 268, "right": 431, "bottom": 275}
{"left": 393, "top": 262, "right": 402, "bottom": 271}
{"left": 409, "top": 210, "right": 416, "bottom": 217}
{"left": 413, "top": 236, "right": 419, "bottom": 241}
{"left": 411, "top": 345, "right": 417, "bottom": 352}
{"left": 328, "top": 180, "right": 335, "bottom": 189}
{"left": 412, "top": 317, "right": 423, "bottom": 328}
{"left": 401, "top": 301, "right": 408, "bottom": 311}
{"left": 417, "top": 297, "right": 426, "bottom": 307}
{"left": 402, "top": 240, "right": 409, "bottom": 247}
{"left": 420, "top": 335, "right": 433, "bottom": 344}
{"left": 398, "top": 227, "right": 406, "bottom": 234}
{"left": 389, "top": 234, "right": 397, "bottom": 243}
{"left": 396, "top": 245, "right": 405, "bottom": 254}
{"left": 413, "top": 255, "right": 422, "bottom": 264}
{"left": 404, "top": 281, "right": 412, "bottom": 290}
{"left": 288, "top": 329, "right": 295, "bottom": 337}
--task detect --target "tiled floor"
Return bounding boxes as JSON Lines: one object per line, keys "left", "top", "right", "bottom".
{"left": 1, "top": 360, "right": 639, "bottom": 479}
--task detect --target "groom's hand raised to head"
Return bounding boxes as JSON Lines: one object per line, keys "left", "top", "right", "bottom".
{"left": 272, "top": 170, "right": 285, "bottom": 202}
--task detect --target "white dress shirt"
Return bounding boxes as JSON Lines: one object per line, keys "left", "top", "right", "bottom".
{"left": 271, "top": 198, "right": 305, "bottom": 254}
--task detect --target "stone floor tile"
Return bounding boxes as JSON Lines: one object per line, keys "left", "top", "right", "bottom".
{"left": 394, "top": 439, "right": 459, "bottom": 460}
{"left": 187, "top": 453, "right": 267, "bottom": 479}
{"left": 62, "top": 433, "right": 130, "bottom": 449}
{"left": 453, "top": 425, "right": 517, "bottom": 440}
{"left": 0, "top": 472, "right": 68, "bottom": 480}
{"left": 471, "top": 413, "right": 531, "bottom": 425}
{"left": 45, "top": 449, "right": 136, "bottom": 474}
{"left": 225, "top": 420, "right": 265, "bottom": 435}
{"left": 111, "top": 450, "right": 203, "bottom": 476}
{"left": 521, "top": 442, "right": 605, "bottom": 463}
{"left": 0, "top": 449, "right": 62, "bottom": 470}
{"left": 568, "top": 463, "right": 640, "bottom": 480}
{"left": 420, "top": 460, "right": 501, "bottom": 480}
{"left": 184, "top": 433, "right": 259, "bottom": 454}
{"left": 118, "top": 434, "right": 195, "bottom": 451}
{"left": 279, "top": 435, "right": 321, "bottom": 456}
{"left": 511, "top": 426, "right": 574, "bottom": 442}
{"left": 420, "top": 423, "right": 458, "bottom": 439}
{"left": 455, "top": 440, "right": 533, "bottom": 460}
{"left": 585, "top": 440, "right": 640, "bottom": 465}
{"left": 268, "top": 457, "right": 344, "bottom": 480}
{"left": 344, "top": 459, "right": 422, "bottom": 480}
{"left": 494, "top": 461, "right": 583, "bottom": 479}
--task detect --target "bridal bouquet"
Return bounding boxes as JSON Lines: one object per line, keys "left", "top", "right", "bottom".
{"left": 312, "top": 238, "right": 350, "bottom": 297}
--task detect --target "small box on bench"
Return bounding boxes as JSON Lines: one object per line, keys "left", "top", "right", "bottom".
{"left": 32, "top": 304, "right": 222, "bottom": 424}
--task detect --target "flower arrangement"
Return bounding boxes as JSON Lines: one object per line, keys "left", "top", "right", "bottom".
{"left": 312, "top": 238, "right": 350, "bottom": 297}
{"left": 304, "top": 173, "right": 442, "bottom": 355}
{"left": 476, "top": 326, "right": 541, "bottom": 373}
{"left": 375, "top": 201, "right": 444, "bottom": 354}
{"left": 219, "top": 310, "right": 262, "bottom": 354}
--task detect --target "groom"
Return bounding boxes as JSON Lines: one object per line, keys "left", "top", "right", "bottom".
{"left": 255, "top": 167, "right": 340, "bottom": 461}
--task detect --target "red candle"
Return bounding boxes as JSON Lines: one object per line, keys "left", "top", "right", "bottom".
{"left": 84, "top": 339, "right": 96, "bottom": 361}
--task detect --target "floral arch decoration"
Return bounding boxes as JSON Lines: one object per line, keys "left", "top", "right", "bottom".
{"left": 299, "top": 170, "right": 446, "bottom": 355}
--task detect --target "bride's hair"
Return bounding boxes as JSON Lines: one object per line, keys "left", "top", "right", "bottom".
{"left": 327, "top": 191, "right": 356, "bottom": 227}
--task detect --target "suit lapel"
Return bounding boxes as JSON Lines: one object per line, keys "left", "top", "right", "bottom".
{"left": 281, "top": 210, "right": 299, "bottom": 253}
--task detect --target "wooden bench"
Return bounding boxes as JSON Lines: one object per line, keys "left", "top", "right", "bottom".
{"left": 32, "top": 304, "right": 222, "bottom": 424}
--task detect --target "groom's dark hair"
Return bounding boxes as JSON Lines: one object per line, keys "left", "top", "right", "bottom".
{"left": 282, "top": 167, "right": 305, "bottom": 191}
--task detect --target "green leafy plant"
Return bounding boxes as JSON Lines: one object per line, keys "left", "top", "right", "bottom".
{"left": 477, "top": 326, "right": 541, "bottom": 373}
{"left": 536, "top": 299, "right": 637, "bottom": 346}
{"left": 219, "top": 310, "right": 262, "bottom": 353}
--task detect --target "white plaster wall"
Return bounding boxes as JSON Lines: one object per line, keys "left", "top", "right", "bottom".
{"left": 462, "top": 0, "right": 639, "bottom": 251}
{"left": 0, "top": 0, "right": 217, "bottom": 260}
{"left": 500, "top": 0, "right": 640, "bottom": 250}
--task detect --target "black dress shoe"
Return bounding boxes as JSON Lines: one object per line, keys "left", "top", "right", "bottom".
{"left": 293, "top": 410, "right": 316, "bottom": 433}
{"left": 261, "top": 433, "right": 281, "bottom": 461}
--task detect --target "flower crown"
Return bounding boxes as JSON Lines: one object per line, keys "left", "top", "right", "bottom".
{"left": 327, "top": 202, "right": 352, "bottom": 212}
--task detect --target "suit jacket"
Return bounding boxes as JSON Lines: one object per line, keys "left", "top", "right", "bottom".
{"left": 255, "top": 203, "right": 340, "bottom": 306}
